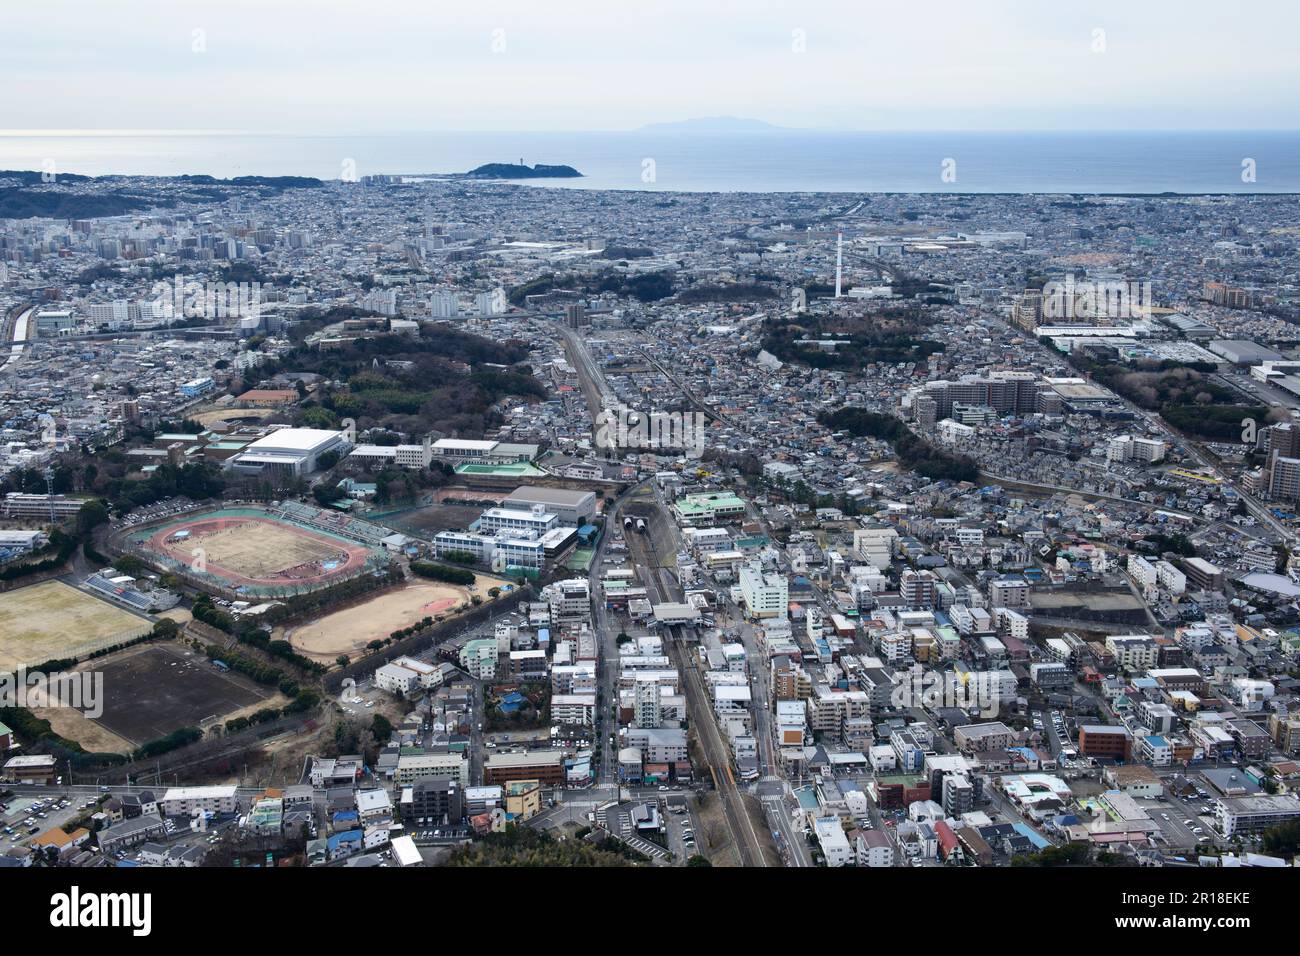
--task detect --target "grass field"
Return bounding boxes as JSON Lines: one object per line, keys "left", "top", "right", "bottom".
{"left": 0, "top": 580, "right": 152, "bottom": 670}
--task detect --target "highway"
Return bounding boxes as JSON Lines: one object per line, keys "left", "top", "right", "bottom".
{"left": 977, "top": 471, "right": 1200, "bottom": 520}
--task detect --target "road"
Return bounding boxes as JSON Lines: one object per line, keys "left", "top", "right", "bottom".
{"left": 590, "top": 479, "right": 651, "bottom": 785}
{"left": 557, "top": 321, "right": 781, "bottom": 866}
{"left": 622, "top": 497, "right": 773, "bottom": 867}
{"left": 1072, "top": 362, "right": 1299, "bottom": 546}
{"left": 978, "top": 471, "right": 1200, "bottom": 520}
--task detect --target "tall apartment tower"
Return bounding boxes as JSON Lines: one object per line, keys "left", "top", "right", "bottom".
{"left": 635, "top": 680, "right": 662, "bottom": 729}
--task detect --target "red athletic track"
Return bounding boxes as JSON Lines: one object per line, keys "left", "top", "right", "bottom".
{"left": 145, "top": 514, "right": 370, "bottom": 589}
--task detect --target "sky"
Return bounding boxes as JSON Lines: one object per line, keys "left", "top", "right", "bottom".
{"left": 3, "top": 0, "right": 1298, "bottom": 133}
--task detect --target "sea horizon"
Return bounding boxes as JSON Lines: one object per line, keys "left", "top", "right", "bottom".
{"left": 2, "top": 129, "right": 1299, "bottom": 194}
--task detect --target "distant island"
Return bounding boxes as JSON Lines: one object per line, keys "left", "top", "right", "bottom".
{"left": 462, "top": 163, "right": 582, "bottom": 179}
{"left": 638, "top": 116, "right": 783, "bottom": 132}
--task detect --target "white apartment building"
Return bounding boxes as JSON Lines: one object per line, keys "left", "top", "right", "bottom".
{"left": 1127, "top": 554, "right": 1158, "bottom": 592}
{"left": 161, "top": 786, "right": 239, "bottom": 817}
{"left": 1108, "top": 435, "right": 1167, "bottom": 464}
{"left": 546, "top": 578, "right": 591, "bottom": 619}
{"left": 395, "top": 751, "right": 468, "bottom": 787}
{"left": 1154, "top": 560, "right": 1186, "bottom": 595}
{"left": 1106, "top": 634, "right": 1160, "bottom": 670}
{"left": 814, "top": 817, "right": 853, "bottom": 867}
{"left": 739, "top": 562, "right": 788, "bottom": 619}
{"left": 551, "top": 693, "right": 597, "bottom": 726}
{"left": 459, "top": 639, "right": 498, "bottom": 680}
{"left": 995, "top": 607, "right": 1030, "bottom": 641}
{"left": 374, "top": 656, "right": 443, "bottom": 696}
{"left": 852, "top": 525, "right": 898, "bottom": 570}
{"left": 635, "top": 680, "right": 662, "bottom": 728}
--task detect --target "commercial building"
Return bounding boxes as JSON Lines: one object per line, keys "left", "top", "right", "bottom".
{"left": 813, "top": 816, "right": 853, "bottom": 867}
{"left": 483, "top": 749, "right": 567, "bottom": 786}
{"left": 1215, "top": 795, "right": 1300, "bottom": 839}
{"left": 2, "top": 754, "right": 57, "bottom": 783}
{"left": 1078, "top": 725, "right": 1132, "bottom": 762}
{"left": 1182, "top": 557, "right": 1225, "bottom": 592}
{"left": 671, "top": 491, "right": 747, "bottom": 526}
{"left": 503, "top": 486, "right": 596, "bottom": 526}
{"left": 227, "top": 427, "right": 350, "bottom": 476}
{"left": 504, "top": 780, "right": 542, "bottom": 820}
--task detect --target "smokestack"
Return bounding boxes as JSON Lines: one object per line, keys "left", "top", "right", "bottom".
{"left": 835, "top": 232, "right": 843, "bottom": 298}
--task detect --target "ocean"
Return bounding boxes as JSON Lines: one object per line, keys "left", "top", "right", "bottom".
{"left": 2, "top": 130, "right": 1298, "bottom": 194}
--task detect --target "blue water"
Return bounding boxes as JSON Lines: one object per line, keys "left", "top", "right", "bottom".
{"left": 1, "top": 130, "right": 1297, "bottom": 193}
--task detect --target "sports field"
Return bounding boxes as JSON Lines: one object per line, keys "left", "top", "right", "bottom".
{"left": 0, "top": 580, "right": 152, "bottom": 670}
{"left": 138, "top": 509, "right": 374, "bottom": 592}
{"left": 30, "top": 643, "right": 280, "bottom": 751}
{"left": 282, "top": 577, "right": 507, "bottom": 662}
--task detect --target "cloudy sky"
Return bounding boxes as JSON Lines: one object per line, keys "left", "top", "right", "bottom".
{"left": 4, "top": 0, "right": 1297, "bottom": 132}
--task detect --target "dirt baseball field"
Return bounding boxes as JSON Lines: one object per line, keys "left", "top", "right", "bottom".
{"left": 281, "top": 577, "right": 508, "bottom": 662}
{"left": 28, "top": 643, "right": 281, "bottom": 751}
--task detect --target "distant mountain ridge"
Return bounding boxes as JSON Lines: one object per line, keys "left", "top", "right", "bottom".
{"left": 0, "top": 170, "right": 322, "bottom": 220}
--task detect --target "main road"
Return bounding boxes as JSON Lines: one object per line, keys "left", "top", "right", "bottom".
{"left": 622, "top": 496, "right": 774, "bottom": 867}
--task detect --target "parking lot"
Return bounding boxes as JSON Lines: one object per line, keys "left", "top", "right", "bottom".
{"left": 1, "top": 791, "right": 94, "bottom": 849}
